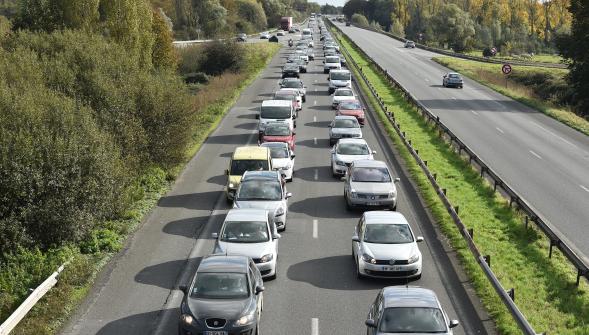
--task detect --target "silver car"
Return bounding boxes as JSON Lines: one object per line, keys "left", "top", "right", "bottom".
{"left": 260, "top": 142, "right": 295, "bottom": 181}
{"left": 329, "top": 115, "right": 362, "bottom": 145}
{"left": 279, "top": 78, "right": 306, "bottom": 102}
{"left": 213, "top": 208, "right": 281, "bottom": 279}
{"left": 342, "top": 160, "right": 400, "bottom": 210}
{"left": 365, "top": 287, "right": 459, "bottom": 334}
{"left": 331, "top": 138, "right": 375, "bottom": 177}
{"left": 233, "top": 171, "right": 292, "bottom": 231}
{"left": 352, "top": 211, "right": 423, "bottom": 279}
{"left": 442, "top": 72, "right": 463, "bottom": 88}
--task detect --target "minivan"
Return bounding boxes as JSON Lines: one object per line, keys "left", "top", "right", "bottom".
{"left": 328, "top": 69, "right": 352, "bottom": 94}
{"left": 225, "top": 146, "right": 272, "bottom": 201}
{"left": 258, "top": 100, "right": 296, "bottom": 135}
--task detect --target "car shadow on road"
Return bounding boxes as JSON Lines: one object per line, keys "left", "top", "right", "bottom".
{"left": 303, "top": 120, "right": 331, "bottom": 128}
{"left": 287, "top": 255, "right": 411, "bottom": 290}
{"left": 96, "top": 309, "right": 180, "bottom": 335}
{"left": 296, "top": 138, "right": 330, "bottom": 148}
{"left": 206, "top": 174, "right": 226, "bottom": 186}
{"left": 307, "top": 105, "right": 332, "bottom": 112}
{"left": 158, "top": 191, "right": 221, "bottom": 210}
{"left": 135, "top": 257, "right": 203, "bottom": 290}
{"left": 163, "top": 214, "right": 225, "bottom": 239}
{"left": 292, "top": 166, "right": 336, "bottom": 183}
{"left": 234, "top": 122, "right": 258, "bottom": 130}
{"left": 237, "top": 113, "right": 257, "bottom": 119}
{"left": 289, "top": 195, "right": 358, "bottom": 219}
{"left": 205, "top": 133, "right": 254, "bottom": 145}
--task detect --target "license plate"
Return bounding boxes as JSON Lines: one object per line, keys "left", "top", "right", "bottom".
{"left": 382, "top": 266, "right": 402, "bottom": 271}
{"left": 205, "top": 332, "right": 227, "bottom": 335}
{"left": 367, "top": 202, "right": 380, "bottom": 206}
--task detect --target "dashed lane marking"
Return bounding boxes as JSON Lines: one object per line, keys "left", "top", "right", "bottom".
{"left": 312, "top": 219, "right": 318, "bottom": 238}
{"left": 530, "top": 150, "right": 542, "bottom": 159}
{"left": 496, "top": 127, "right": 504, "bottom": 134}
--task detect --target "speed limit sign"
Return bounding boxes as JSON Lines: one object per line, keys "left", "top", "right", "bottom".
{"left": 502, "top": 64, "right": 512, "bottom": 75}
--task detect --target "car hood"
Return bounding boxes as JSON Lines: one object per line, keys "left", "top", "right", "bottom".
{"left": 234, "top": 200, "right": 283, "bottom": 212}
{"left": 272, "top": 158, "right": 292, "bottom": 169}
{"left": 331, "top": 128, "right": 362, "bottom": 136}
{"left": 333, "top": 96, "right": 356, "bottom": 103}
{"left": 362, "top": 242, "right": 418, "bottom": 260}
{"left": 350, "top": 181, "right": 395, "bottom": 194}
{"left": 330, "top": 80, "right": 350, "bottom": 87}
{"left": 188, "top": 297, "right": 250, "bottom": 320}
{"left": 262, "top": 135, "right": 293, "bottom": 143}
{"left": 217, "top": 241, "right": 275, "bottom": 259}
{"left": 228, "top": 175, "right": 242, "bottom": 187}
{"left": 334, "top": 154, "right": 373, "bottom": 163}
{"left": 325, "top": 62, "right": 341, "bottom": 67}
{"left": 338, "top": 109, "right": 363, "bottom": 116}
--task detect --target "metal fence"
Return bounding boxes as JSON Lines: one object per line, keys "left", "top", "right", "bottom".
{"left": 328, "top": 19, "right": 588, "bottom": 335}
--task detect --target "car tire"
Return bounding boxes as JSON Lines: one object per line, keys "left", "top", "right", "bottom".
{"left": 302, "top": 96, "right": 306, "bottom": 103}
{"left": 226, "top": 196, "right": 233, "bottom": 205}
{"left": 414, "top": 274, "right": 422, "bottom": 280}
{"left": 324, "top": 69, "right": 328, "bottom": 74}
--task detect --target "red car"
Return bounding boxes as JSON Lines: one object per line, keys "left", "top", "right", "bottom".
{"left": 336, "top": 100, "right": 366, "bottom": 125}
{"left": 259, "top": 122, "right": 296, "bottom": 151}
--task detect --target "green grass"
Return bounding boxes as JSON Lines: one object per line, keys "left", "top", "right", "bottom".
{"left": 332, "top": 27, "right": 589, "bottom": 335}
{"left": 464, "top": 50, "right": 564, "bottom": 64}
{"left": 433, "top": 57, "right": 589, "bottom": 137}
{"left": 6, "top": 43, "right": 280, "bottom": 335}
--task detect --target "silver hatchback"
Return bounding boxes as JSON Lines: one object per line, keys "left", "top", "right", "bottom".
{"left": 329, "top": 115, "right": 362, "bottom": 145}
{"left": 342, "top": 160, "right": 400, "bottom": 211}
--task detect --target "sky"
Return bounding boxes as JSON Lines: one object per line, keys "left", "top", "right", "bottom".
{"left": 312, "top": 0, "right": 346, "bottom": 7}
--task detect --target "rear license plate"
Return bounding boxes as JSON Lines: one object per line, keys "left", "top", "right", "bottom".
{"left": 367, "top": 202, "right": 380, "bottom": 206}
{"left": 205, "top": 332, "right": 227, "bottom": 335}
{"left": 382, "top": 266, "right": 402, "bottom": 271}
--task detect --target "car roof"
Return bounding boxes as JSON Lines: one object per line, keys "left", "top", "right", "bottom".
{"left": 275, "top": 90, "right": 296, "bottom": 96}
{"left": 334, "top": 87, "right": 353, "bottom": 92}
{"left": 262, "top": 100, "right": 292, "bottom": 107}
{"left": 225, "top": 208, "right": 268, "bottom": 222}
{"left": 233, "top": 146, "right": 269, "bottom": 159}
{"left": 334, "top": 115, "right": 358, "bottom": 121}
{"left": 382, "top": 286, "right": 440, "bottom": 309}
{"left": 198, "top": 254, "right": 249, "bottom": 273}
{"left": 260, "top": 141, "right": 289, "bottom": 149}
{"left": 352, "top": 159, "right": 387, "bottom": 168}
{"left": 363, "top": 211, "right": 409, "bottom": 225}
{"left": 330, "top": 69, "right": 350, "bottom": 74}
{"left": 337, "top": 138, "right": 368, "bottom": 145}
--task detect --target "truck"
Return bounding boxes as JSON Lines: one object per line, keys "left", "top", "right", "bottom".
{"left": 280, "top": 17, "right": 293, "bottom": 31}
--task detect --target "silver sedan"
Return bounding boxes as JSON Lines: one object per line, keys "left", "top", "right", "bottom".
{"left": 342, "top": 159, "right": 400, "bottom": 210}
{"left": 329, "top": 115, "right": 362, "bottom": 145}
{"left": 331, "top": 138, "right": 374, "bottom": 176}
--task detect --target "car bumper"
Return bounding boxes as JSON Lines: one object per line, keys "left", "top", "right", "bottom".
{"left": 226, "top": 188, "right": 236, "bottom": 200}
{"left": 332, "top": 163, "right": 348, "bottom": 175}
{"left": 280, "top": 167, "right": 294, "bottom": 180}
{"left": 255, "top": 258, "right": 277, "bottom": 278}
{"left": 274, "top": 212, "right": 286, "bottom": 229}
{"left": 179, "top": 321, "right": 257, "bottom": 335}
{"left": 348, "top": 196, "right": 396, "bottom": 208}
{"left": 359, "top": 258, "right": 422, "bottom": 278}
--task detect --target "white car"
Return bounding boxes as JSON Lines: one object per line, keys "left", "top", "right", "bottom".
{"left": 213, "top": 208, "right": 281, "bottom": 279}
{"left": 279, "top": 88, "right": 303, "bottom": 109}
{"left": 331, "top": 138, "right": 375, "bottom": 176}
{"left": 324, "top": 55, "right": 342, "bottom": 73}
{"left": 352, "top": 211, "right": 423, "bottom": 279}
{"left": 259, "top": 32, "right": 271, "bottom": 39}
{"left": 261, "top": 142, "right": 295, "bottom": 181}
{"left": 328, "top": 69, "right": 352, "bottom": 94}
{"left": 258, "top": 100, "right": 296, "bottom": 134}
{"left": 331, "top": 88, "right": 356, "bottom": 109}
{"left": 295, "top": 50, "right": 309, "bottom": 62}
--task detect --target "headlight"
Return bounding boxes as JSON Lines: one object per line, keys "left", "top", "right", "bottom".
{"left": 408, "top": 253, "right": 420, "bottom": 264}
{"left": 346, "top": 82, "right": 351, "bottom": 87}
{"left": 260, "top": 253, "right": 274, "bottom": 263}
{"left": 180, "top": 314, "right": 194, "bottom": 325}
{"left": 233, "top": 313, "right": 255, "bottom": 326}
{"left": 229, "top": 183, "right": 235, "bottom": 189}
{"left": 335, "top": 160, "right": 345, "bottom": 166}
{"left": 350, "top": 189, "right": 357, "bottom": 198}
{"left": 275, "top": 206, "right": 285, "bottom": 216}
{"left": 361, "top": 253, "right": 376, "bottom": 264}
{"left": 388, "top": 190, "right": 396, "bottom": 198}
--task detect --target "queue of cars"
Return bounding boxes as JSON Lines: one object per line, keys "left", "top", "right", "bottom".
{"left": 178, "top": 17, "right": 459, "bottom": 335}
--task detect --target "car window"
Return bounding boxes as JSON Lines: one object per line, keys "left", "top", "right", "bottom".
{"left": 330, "top": 72, "right": 351, "bottom": 80}
{"left": 337, "top": 143, "right": 369, "bottom": 155}
{"left": 220, "top": 221, "right": 270, "bottom": 243}
{"left": 449, "top": 73, "right": 459, "bottom": 78}
{"left": 236, "top": 180, "right": 282, "bottom": 201}
{"left": 261, "top": 106, "right": 291, "bottom": 119}
{"left": 351, "top": 167, "right": 392, "bottom": 182}
{"left": 265, "top": 124, "right": 291, "bottom": 136}
{"left": 230, "top": 159, "right": 269, "bottom": 175}
{"left": 268, "top": 146, "right": 290, "bottom": 158}
{"left": 379, "top": 307, "right": 447, "bottom": 333}
{"left": 339, "top": 101, "right": 362, "bottom": 110}
{"left": 364, "top": 224, "right": 413, "bottom": 244}
{"left": 334, "top": 119, "right": 359, "bottom": 128}
{"left": 191, "top": 273, "right": 249, "bottom": 299}
{"left": 335, "top": 90, "right": 353, "bottom": 96}
{"left": 326, "top": 57, "right": 339, "bottom": 63}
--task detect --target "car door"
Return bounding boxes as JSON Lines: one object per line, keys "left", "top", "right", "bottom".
{"left": 331, "top": 143, "right": 337, "bottom": 166}
{"left": 353, "top": 216, "right": 364, "bottom": 258}
{"left": 248, "top": 261, "right": 262, "bottom": 315}
{"left": 366, "top": 292, "right": 382, "bottom": 335}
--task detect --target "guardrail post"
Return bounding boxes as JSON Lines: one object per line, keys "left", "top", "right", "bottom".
{"left": 524, "top": 216, "right": 529, "bottom": 229}
{"left": 433, "top": 173, "right": 437, "bottom": 180}
{"left": 424, "top": 160, "right": 427, "bottom": 166}
{"left": 468, "top": 228, "right": 474, "bottom": 238}
{"left": 480, "top": 166, "right": 485, "bottom": 177}
{"left": 442, "top": 188, "right": 447, "bottom": 195}
{"left": 484, "top": 255, "right": 491, "bottom": 266}
{"left": 549, "top": 240, "right": 556, "bottom": 258}
{"left": 508, "top": 288, "right": 515, "bottom": 301}
{"left": 455, "top": 206, "right": 459, "bottom": 215}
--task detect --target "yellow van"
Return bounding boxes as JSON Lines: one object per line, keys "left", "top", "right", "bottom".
{"left": 226, "top": 146, "right": 272, "bottom": 201}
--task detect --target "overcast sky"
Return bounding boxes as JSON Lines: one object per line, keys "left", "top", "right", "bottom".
{"left": 312, "top": 0, "right": 346, "bottom": 7}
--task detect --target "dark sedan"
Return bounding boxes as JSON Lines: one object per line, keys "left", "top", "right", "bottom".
{"left": 282, "top": 64, "right": 300, "bottom": 78}
{"left": 179, "top": 254, "right": 265, "bottom": 335}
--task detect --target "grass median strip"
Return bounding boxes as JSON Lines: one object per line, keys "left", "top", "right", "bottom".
{"left": 5, "top": 43, "right": 280, "bottom": 335}
{"left": 333, "top": 29, "right": 589, "bottom": 335}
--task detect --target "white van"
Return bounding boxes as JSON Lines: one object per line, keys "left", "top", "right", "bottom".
{"left": 328, "top": 69, "right": 352, "bottom": 94}
{"left": 258, "top": 100, "right": 296, "bottom": 135}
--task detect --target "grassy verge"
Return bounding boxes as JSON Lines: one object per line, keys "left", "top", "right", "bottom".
{"left": 332, "top": 28, "right": 589, "bottom": 334}
{"left": 464, "top": 50, "right": 564, "bottom": 64}
{"left": 5, "top": 43, "right": 280, "bottom": 335}
{"left": 433, "top": 57, "right": 589, "bottom": 136}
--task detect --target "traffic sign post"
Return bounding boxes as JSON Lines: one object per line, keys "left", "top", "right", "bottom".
{"left": 502, "top": 64, "right": 512, "bottom": 88}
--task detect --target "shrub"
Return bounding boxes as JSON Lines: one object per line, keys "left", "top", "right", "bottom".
{"left": 200, "top": 40, "right": 246, "bottom": 75}
{"left": 351, "top": 13, "right": 369, "bottom": 28}
{"left": 177, "top": 44, "right": 204, "bottom": 76}
{"left": 80, "top": 229, "right": 122, "bottom": 254}
{"left": 184, "top": 72, "right": 209, "bottom": 84}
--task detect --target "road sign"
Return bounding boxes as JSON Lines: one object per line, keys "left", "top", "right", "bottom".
{"left": 502, "top": 64, "right": 512, "bottom": 75}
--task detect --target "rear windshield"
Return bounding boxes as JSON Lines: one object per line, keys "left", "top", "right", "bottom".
{"left": 339, "top": 101, "right": 361, "bottom": 110}
{"left": 351, "top": 167, "right": 391, "bottom": 182}
{"left": 326, "top": 57, "right": 340, "bottom": 63}
{"left": 334, "top": 119, "right": 359, "bottom": 128}
{"left": 337, "top": 143, "right": 369, "bottom": 155}
{"left": 330, "top": 72, "right": 350, "bottom": 80}
{"left": 261, "top": 106, "right": 291, "bottom": 119}
{"left": 230, "top": 159, "right": 269, "bottom": 175}
{"left": 265, "top": 124, "right": 291, "bottom": 136}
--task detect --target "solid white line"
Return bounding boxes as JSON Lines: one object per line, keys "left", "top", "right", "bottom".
{"left": 313, "top": 137, "right": 317, "bottom": 145}
{"left": 313, "top": 115, "right": 317, "bottom": 122}
{"left": 312, "top": 219, "right": 318, "bottom": 238}
{"left": 495, "top": 127, "right": 504, "bottom": 134}
{"left": 311, "top": 318, "right": 319, "bottom": 335}
{"left": 530, "top": 150, "right": 542, "bottom": 159}
{"left": 580, "top": 185, "right": 589, "bottom": 193}
{"left": 314, "top": 169, "right": 318, "bottom": 180}
{"left": 470, "top": 110, "right": 479, "bottom": 116}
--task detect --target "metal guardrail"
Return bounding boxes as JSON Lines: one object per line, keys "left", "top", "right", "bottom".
{"left": 328, "top": 19, "right": 587, "bottom": 335}
{"left": 346, "top": 24, "right": 567, "bottom": 69}
{"left": 0, "top": 263, "right": 66, "bottom": 335}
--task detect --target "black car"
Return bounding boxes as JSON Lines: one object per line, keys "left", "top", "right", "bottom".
{"left": 179, "top": 255, "right": 265, "bottom": 335}
{"left": 236, "top": 33, "right": 247, "bottom": 42}
{"left": 282, "top": 64, "right": 300, "bottom": 78}
{"left": 269, "top": 35, "right": 279, "bottom": 43}
{"left": 346, "top": 21, "right": 351, "bottom": 26}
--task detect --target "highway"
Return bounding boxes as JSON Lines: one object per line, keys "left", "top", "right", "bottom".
{"left": 60, "top": 30, "right": 493, "bottom": 335}
{"left": 336, "top": 23, "right": 589, "bottom": 263}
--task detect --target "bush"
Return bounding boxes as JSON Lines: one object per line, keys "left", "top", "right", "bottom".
{"left": 510, "top": 71, "right": 574, "bottom": 106}
{"left": 184, "top": 72, "right": 210, "bottom": 84}
{"left": 177, "top": 44, "right": 204, "bottom": 76}
{"left": 351, "top": 13, "right": 369, "bottom": 28}
{"left": 200, "top": 40, "right": 246, "bottom": 75}
{"left": 80, "top": 229, "right": 122, "bottom": 254}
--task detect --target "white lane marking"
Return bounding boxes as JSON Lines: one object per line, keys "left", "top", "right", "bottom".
{"left": 437, "top": 88, "right": 441, "bottom": 91}
{"left": 495, "top": 127, "right": 504, "bottom": 134}
{"left": 580, "top": 185, "right": 589, "bottom": 193}
{"left": 530, "top": 150, "right": 542, "bottom": 159}
{"left": 315, "top": 88, "right": 318, "bottom": 92}
{"left": 314, "top": 168, "right": 318, "bottom": 180}
{"left": 470, "top": 110, "right": 479, "bottom": 116}
{"left": 314, "top": 79, "right": 318, "bottom": 83}
{"left": 424, "top": 78, "right": 430, "bottom": 82}
{"left": 314, "top": 100, "right": 317, "bottom": 106}
{"left": 311, "top": 318, "right": 319, "bottom": 335}
{"left": 313, "top": 137, "right": 317, "bottom": 145}
{"left": 313, "top": 115, "right": 317, "bottom": 122}
{"left": 451, "top": 96, "right": 457, "bottom": 100}
{"left": 312, "top": 219, "right": 318, "bottom": 238}
{"left": 531, "top": 121, "right": 578, "bottom": 148}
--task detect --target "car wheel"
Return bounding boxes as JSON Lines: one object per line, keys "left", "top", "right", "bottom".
{"left": 226, "top": 196, "right": 233, "bottom": 205}
{"left": 460, "top": 85, "right": 463, "bottom": 89}
{"left": 255, "top": 325, "right": 260, "bottom": 335}
{"left": 302, "top": 96, "right": 306, "bottom": 103}
{"left": 414, "top": 274, "right": 422, "bottom": 280}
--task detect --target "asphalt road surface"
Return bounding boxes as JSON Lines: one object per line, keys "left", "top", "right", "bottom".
{"left": 61, "top": 28, "right": 493, "bottom": 335}
{"left": 337, "top": 22, "right": 589, "bottom": 264}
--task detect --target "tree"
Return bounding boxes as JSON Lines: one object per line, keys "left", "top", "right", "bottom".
{"left": 431, "top": 3, "right": 476, "bottom": 52}
{"left": 558, "top": 0, "right": 589, "bottom": 117}
{"left": 351, "top": 13, "right": 369, "bottom": 27}
{"left": 260, "top": 0, "right": 286, "bottom": 28}
{"left": 321, "top": 4, "right": 339, "bottom": 15}
{"left": 235, "top": 0, "right": 267, "bottom": 32}
{"left": 343, "top": 0, "right": 366, "bottom": 20}
{"left": 14, "top": 0, "right": 100, "bottom": 31}
{"left": 152, "top": 9, "right": 177, "bottom": 70}
{"left": 195, "top": 0, "right": 227, "bottom": 37}
{"left": 390, "top": 14, "right": 404, "bottom": 37}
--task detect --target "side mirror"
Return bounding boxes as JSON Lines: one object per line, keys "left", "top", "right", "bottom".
{"left": 293, "top": 132, "right": 297, "bottom": 135}
{"left": 328, "top": 124, "right": 333, "bottom": 128}
{"left": 372, "top": 150, "right": 377, "bottom": 155}
{"left": 255, "top": 286, "right": 265, "bottom": 295}
{"left": 363, "top": 108, "right": 367, "bottom": 111}
{"left": 449, "top": 320, "right": 460, "bottom": 328}
{"left": 285, "top": 192, "right": 293, "bottom": 199}
{"left": 416, "top": 236, "right": 424, "bottom": 242}
{"left": 212, "top": 232, "right": 219, "bottom": 239}
{"left": 352, "top": 235, "right": 360, "bottom": 242}
{"left": 365, "top": 319, "right": 377, "bottom": 328}
{"left": 256, "top": 114, "right": 260, "bottom": 119}
{"left": 179, "top": 284, "right": 188, "bottom": 295}
{"left": 291, "top": 154, "right": 296, "bottom": 159}
{"left": 394, "top": 177, "right": 400, "bottom": 183}
{"left": 225, "top": 169, "right": 229, "bottom": 175}
{"left": 273, "top": 233, "right": 282, "bottom": 240}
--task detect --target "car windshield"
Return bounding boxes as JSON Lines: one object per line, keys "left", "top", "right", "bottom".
{"left": 230, "top": 159, "right": 269, "bottom": 175}
{"left": 379, "top": 307, "right": 447, "bottom": 333}
{"left": 261, "top": 106, "right": 291, "bottom": 119}
{"left": 284, "top": 65, "right": 298, "bottom": 70}
{"left": 274, "top": 93, "right": 296, "bottom": 101}
{"left": 326, "top": 57, "right": 339, "bottom": 63}
{"left": 268, "top": 147, "right": 290, "bottom": 158}
{"left": 221, "top": 221, "right": 269, "bottom": 243}
{"left": 337, "top": 143, "right": 369, "bottom": 155}
{"left": 339, "top": 101, "right": 362, "bottom": 110}
{"left": 265, "top": 124, "right": 291, "bottom": 136}
{"left": 364, "top": 224, "right": 413, "bottom": 244}
{"left": 335, "top": 90, "right": 353, "bottom": 96}
{"left": 191, "top": 273, "right": 249, "bottom": 299}
{"left": 334, "top": 119, "right": 359, "bottom": 128}
{"left": 236, "top": 180, "right": 282, "bottom": 201}
{"left": 283, "top": 81, "right": 302, "bottom": 88}
{"left": 330, "top": 72, "right": 350, "bottom": 80}
{"left": 448, "top": 73, "right": 460, "bottom": 78}
{"left": 351, "top": 167, "right": 391, "bottom": 182}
